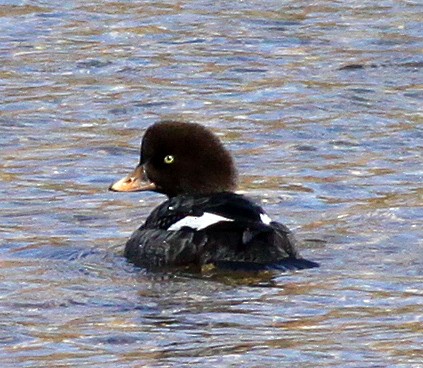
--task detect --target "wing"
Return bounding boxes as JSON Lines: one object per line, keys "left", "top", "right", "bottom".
{"left": 124, "top": 222, "right": 318, "bottom": 270}
{"left": 124, "top": 193, "right": 315, "bottom": 268}
{"left": 142, "top": 192, "right": 271, "bottom": 230}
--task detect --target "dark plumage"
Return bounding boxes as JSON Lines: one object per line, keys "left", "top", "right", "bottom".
{"left": 110, "top": 121, "right": 318, "bottom": 271}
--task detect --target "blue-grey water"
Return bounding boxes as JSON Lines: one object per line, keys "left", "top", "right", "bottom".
{"left": 0, "top": 1, "right": 422, "bottom": 367}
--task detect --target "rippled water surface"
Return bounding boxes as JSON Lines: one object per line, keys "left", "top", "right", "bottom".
{"left": 1, "top": 0, "right": 422, "bottom": 367}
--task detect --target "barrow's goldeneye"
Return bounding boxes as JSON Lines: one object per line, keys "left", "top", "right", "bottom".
{"left": 110, "top": 121, "right": 318, "bottom": 271}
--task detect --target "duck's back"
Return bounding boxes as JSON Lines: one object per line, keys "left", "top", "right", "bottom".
{"left": 124, "top": 192, "right": 318, "bottom": 270}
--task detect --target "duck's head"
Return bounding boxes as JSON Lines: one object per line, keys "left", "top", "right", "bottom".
{"left": 109, "top": 121, "right": 238, "bottom": 197}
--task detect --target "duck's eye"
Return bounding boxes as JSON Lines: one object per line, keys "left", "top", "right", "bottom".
{"left": 164, "top": 155, "right": 175, "bottom": 164}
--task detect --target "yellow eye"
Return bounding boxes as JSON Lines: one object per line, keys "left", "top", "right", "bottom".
{"left": 164, "top": 155, "right": 175, "bottom": 164}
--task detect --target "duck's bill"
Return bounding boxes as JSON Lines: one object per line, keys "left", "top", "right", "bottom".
{"left": 109, "top": 165, "right": 156, "bottom": 192}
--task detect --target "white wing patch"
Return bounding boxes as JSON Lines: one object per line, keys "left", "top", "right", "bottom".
{"left": 167, "top": 213, "right": 234, "bottom": 231}
{"left": 260, "top": 213, "right": 272, "bottom": 225}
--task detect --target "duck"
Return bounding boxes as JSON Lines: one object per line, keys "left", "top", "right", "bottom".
{"left": 110, "top": 121, "right": 319, "bottom": 272}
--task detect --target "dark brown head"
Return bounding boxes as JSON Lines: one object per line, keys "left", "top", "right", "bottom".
{"left": 110, "top": 121, "right": 238, "bottom": 197}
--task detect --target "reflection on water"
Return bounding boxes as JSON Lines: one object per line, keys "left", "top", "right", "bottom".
{"left": 0, "top": 0, "right": 422, "bottom": 366}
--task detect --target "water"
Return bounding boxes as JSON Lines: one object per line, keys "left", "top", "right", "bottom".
{"left": 0, "top": 0, "right": 422, "bottom": 366}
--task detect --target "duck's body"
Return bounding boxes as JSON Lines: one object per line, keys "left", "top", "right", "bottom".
{"left": 110, "top": 121, "right": 318, "bottom": 271}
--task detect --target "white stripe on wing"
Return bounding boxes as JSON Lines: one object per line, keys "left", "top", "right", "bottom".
{"left": 167, "top": 213, "right": 234, "bottom": 231}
